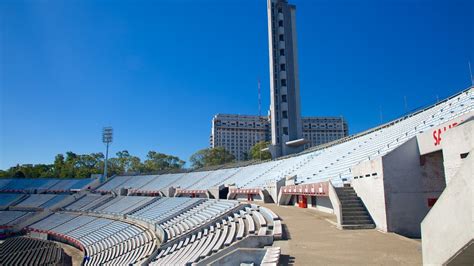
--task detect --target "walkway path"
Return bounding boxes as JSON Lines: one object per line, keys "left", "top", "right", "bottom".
{"left": 261, "top": 203, "right": 422, "bottom": 265}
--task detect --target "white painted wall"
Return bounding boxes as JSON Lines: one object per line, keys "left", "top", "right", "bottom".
{"left": 441, "top": 117, "right": 474, "bottom": 183}
{"left": 382, "top": 137, "right": 445, "bottom": 237}
{"left": 421, "top": 149, "right": 473, "bottom": 265}
{"left": 352, "top": 158, "right": 388, "bottom": 231}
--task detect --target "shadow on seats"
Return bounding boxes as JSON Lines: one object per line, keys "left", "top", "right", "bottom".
{"left": 279, "top": 254, "right": 296, "bottom": 265}
{"left": 282, "top": 224, "right": 291, "bottom": 240}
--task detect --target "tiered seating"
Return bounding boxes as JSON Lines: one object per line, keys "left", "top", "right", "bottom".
{"left": 91, "top": 196, "right": 155, "bottom": 214}
{"left": 47, "top": 178, "right": 94, "bottom": 192}
{"left": 293, "top": 88, "right": 473, "bottom": 185}
{"left": 0, "top": 236, "right": 68, "bottom": 265}
{"left": 158, "top": 200, "right": 239, "bottom": 241}
{"left": 64, "top": 194, "right": 112, "bottom": 211}
{"left": 221, "top": 161, "right": 281, "bottom": 188}
{"left": 13, "top": 194, "right": 68, "bottom": 209}
{"left": 0, "top": 211, "right": 35, "bottom": 227}
{"left": 182, "top": 168, "right": 241, "bottom": 190}
{"left": 261, "top": 247, "right": 281, "bottom": 265}
{"left": 0, "top": 193, "right": 26, "bottom": 208}
{"left": 135, "top": 173, "right": 186, "bottom": 193}
{"left": 28, "top": 213, "right": 156, "bottom": 265}
{"left": 0, "top": 178, "right": 94, "bottom": 192}
{"left": 150, "top": 205, "right": 280, "bottom": 265}
{"left": 95, "top": 175, "right": 134, "bottom": 192}
{"left": 128, "top": 197, "right": 202, "bottom": 224}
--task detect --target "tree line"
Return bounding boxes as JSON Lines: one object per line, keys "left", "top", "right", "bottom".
{"left": 0, "top": 142, "right": 272, "bottom": 179}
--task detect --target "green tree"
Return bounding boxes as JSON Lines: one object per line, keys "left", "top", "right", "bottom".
{"left": 143, "top": 151, "right": 185, "bottom": 172}
{"left": 250, "top": 141, "right": 272, "bottom": 160}
{"left": 115, "top": 150, "right": 143, "bottom": 173}
{"left": 53, "top": 154, "right": 65, "bottom": 177}
{"left": 190, "top": 147, "right": 235, "bottom": 168}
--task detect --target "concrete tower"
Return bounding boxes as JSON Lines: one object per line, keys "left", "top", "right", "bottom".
{"left": 267, "top": 0, "right": 305, "bottom": 158}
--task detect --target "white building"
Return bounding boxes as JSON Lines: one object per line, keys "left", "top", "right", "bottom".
{"left": 210, "top": 114, "right": 348, "bottom": 160}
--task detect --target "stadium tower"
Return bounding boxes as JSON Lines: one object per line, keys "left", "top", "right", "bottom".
{"left": 267, "top": 0, "right": 305, "bottom": 158}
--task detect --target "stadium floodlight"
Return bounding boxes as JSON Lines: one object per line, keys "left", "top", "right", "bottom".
{"left": 102, "top": 127, "right": 113, "bottom": 181}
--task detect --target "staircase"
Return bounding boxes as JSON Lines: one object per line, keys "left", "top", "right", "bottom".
{"left": 335, "top": 186, "right": 375, "bottom": 230}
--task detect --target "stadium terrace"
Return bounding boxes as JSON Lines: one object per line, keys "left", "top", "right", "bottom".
{"left": 0, "top": 87, "right": 473, "bottom": 265}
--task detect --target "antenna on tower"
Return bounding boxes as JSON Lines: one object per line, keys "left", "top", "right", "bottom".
{"left": 258, "top": 79, "right": 262, "bottom": 117}
{"left": 469, "top": 61, "right": 474, "bottom": 86}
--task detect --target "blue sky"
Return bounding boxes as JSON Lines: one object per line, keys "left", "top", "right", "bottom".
{"left": 1, "top": 0, "right": 472, "bottom": 169}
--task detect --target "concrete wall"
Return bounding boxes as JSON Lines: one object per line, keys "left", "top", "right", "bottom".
{"left": 328, "top": 182, "right": 342, "bottom": 226}
{"left": 313, "top": 196, "right": 333, "bottom": 213}
{"left": 382, "top": 137, "right": 446, "bottom": 237}
{"left": 352, "top": 137, "right": 446, "bottom": 237}
{"left": 421, "top": 150, "right": 473, "bottom": 265}
{"left": 196, "top": 235, "right": 273, "bottom": 266}
{"left": 416, "top": 111, "right": 473, "bottom": 183}
{"left": 205, "top": 248, "right": 266, "bottom": 266}
{"left": 441, "top": 117, "right": 474, "bottom": 183}
{"left": 352, "top": 157, "right": 388, "bottom": 231}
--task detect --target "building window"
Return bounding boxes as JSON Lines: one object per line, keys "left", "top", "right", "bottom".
{"left": 282, "top": 111, "right": 288, "bottom": 118}
{"left": 280, "top": 64, "right": 286, "bottom": 71}
{"left": 283, "top": 127, "right": 289, "bottom": 135}
{"left": 279, "top": 49, "right": 285, "bottom": 56}
{"left": 281, "top": 79, "right": 287, "bottom": 86}
{"left": 282, "top": 95, "right": 287, "bottom": 102}
{"left": 278, "top": 7, "right": 282, "bottom": 13}
{"left": 279, "top": 34, "right": 284, "bottom": 41}
{"left": 278, "top": 20, "right": 283, "bottom": 27}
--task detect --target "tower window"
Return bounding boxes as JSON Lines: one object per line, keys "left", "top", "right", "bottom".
{"left": 279, "top": 49, "right": 285, "bottom": 56}
{"left": 283, "top": 127, "right": 289, "bottom": 135}
{"left": 281, "top": 79, "right": 287, "bottom": 86}
{"left": 279, "top": 34, "right": 284, "bottom": 41}
{"left": 280, "top": 64, "right": 286, "bottom": 71}
{"left": 278, "top": 20, "right": 283, "bottom": 27}
{"left": 282, "top": 111, "right": 288, "bottom": 118}
{"left": 278, "top": 7, "right": 282, "bottom": 13}
{"left": 282, "top": 95, "right": 287, "bottom": 102}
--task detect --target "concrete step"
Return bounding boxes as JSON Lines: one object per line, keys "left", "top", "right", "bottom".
{"left": 337, "top": 192, "right": 358, "bottom": 197}
{"left": 343, "top": 216, "right": 372, "bottom": 222}
{"left": 335, "top": 191, "right": 357, "bottom": 195}
{"left": 341, "top": 202, "right": 364, "bottom": 208}
{"left": 342, "top": 210, "right": 369, "bottom": 216}
{"left": 341, "top": 224, "right": 376, "bottom": 230}
{"left": 339, "top": 199, "right": 361, "bottom": 204}
{"left": 338, "top": 194, "right": 358, "bottom": 198}
{"left": 342, "top": 206, "right": 366, "bottom": 212}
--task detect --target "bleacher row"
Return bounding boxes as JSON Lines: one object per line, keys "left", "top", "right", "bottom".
{"left": 0, "top": 236, "right": 69, "bottom": 265}
{"left": 27, "top": 212, "right": 156, "bottom": 265}
{"left": 150, "top": 204, "right": 281, "bottom": 265}
{"left": 60, "top": 194, "right": 281, "bottom": 264}
{"left": 0, "top": 192, "right": 282, "bottom": 265}
{"left": 95, "top": 88, "right": 473, "bottom": 192}
{"left": 0, "top": 193, "right": 69, "bottom": 209}
{"left": 0, "top": 211, "right": 35, "bottom": 228}
{"left": 0, "top": 178, "right": 95, "bottom": 193}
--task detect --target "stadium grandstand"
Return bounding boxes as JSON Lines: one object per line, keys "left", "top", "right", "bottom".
{"left": 0, "top": 86, "right": 472, "bottom": 265}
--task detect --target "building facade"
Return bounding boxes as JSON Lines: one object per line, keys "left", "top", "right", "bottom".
{"left": 302, "top": 117, "right": 349, "bottom": 149}
{"left": 210, "top": 114, "right": 271, "bottom": 161}
{"left": 210, "top": 114, "right": 348, "bottom": 161}
{"left": 267, "top": 0, "right": 304, "bottom": 157}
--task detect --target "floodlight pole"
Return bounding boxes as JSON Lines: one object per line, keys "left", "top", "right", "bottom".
{"left": 104, "top": 141, "right": 110, "bottom": 181}
{"left": 102, "top": 127, "right": 113, "bottom": 182}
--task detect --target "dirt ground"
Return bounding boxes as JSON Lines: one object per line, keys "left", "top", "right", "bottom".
{"left": 261, "top": 203, "right": 422, "bottom": 266}
{"left": 56, "top": 242, "right": 84, "bottom": 266}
